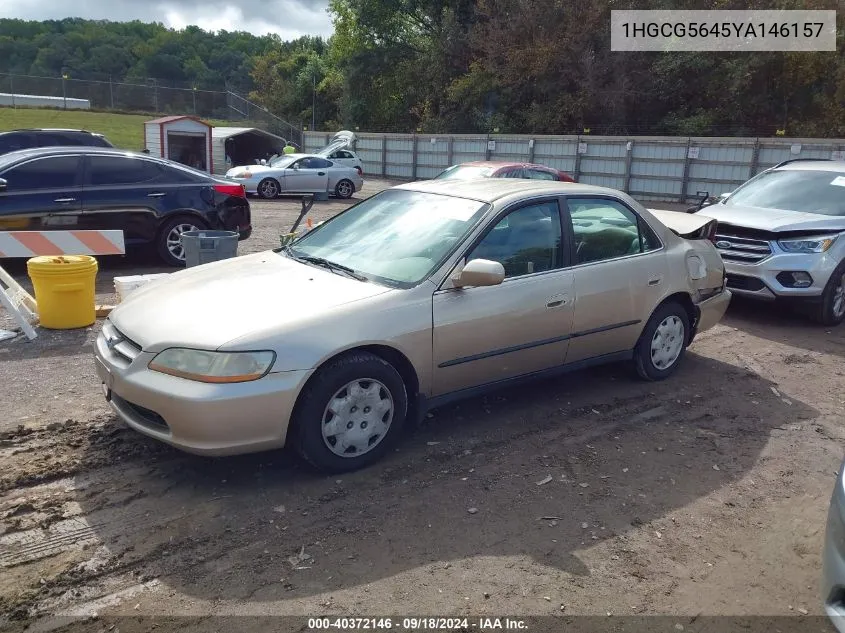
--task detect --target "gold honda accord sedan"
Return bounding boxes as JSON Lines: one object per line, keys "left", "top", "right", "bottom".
{"left": 94, "top": 179, "right": 731, "bottom": 472}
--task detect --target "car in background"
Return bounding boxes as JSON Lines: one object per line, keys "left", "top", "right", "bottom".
{"left": 315, "top": 130, "right": 364, "bottom": 175}
{"left": 0, "top": 146, "right": 251, "bottom": 266}
{"left": 0, "top": 128, "right": 113, "bottom": 155}
{"left": 435, "top": 161, "right": 576, "bottom": 182}
{"left": 94, "top": 179, "right": 730, "bottom": 473}
{"left": 226, "top": 153, "right": 363, "bottom": 200}
{"left": 689, "top": 158, "right": 845, "bottom": 325}
{"left": 824, "top": 453, "right": 845, "bottom": 632}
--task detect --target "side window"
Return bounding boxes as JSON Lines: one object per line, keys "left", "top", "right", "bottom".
{"left": 1, "top": 156, "right": 80, "bottom": 190}
{"left": 501, "top": 168, "right": 524, "bottom": 178}
{"left": 527, "top": 169, "right": 556, "bottom": 181}
{"left": 311, "top": 157, "right": 332, "bottom": 169}
{"left": 568, "top": 198, "right": 652, "bottom": 264}
{"left": 467, "top": 201, "right": 562, "bottom": 278}
{"left": 0, "top": 133, "right": 33, "bottom": 154}
{"left": 88, "top": 156, "right": 160, "bottom": 186}
{"left": 337, "top": 150, "right": 354, "bottom": 159}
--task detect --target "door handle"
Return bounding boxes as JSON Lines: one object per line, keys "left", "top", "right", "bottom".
{"left": 546, "top": 294, "right": 568, "bottom": 308}
{"left": 318, "top": 172, "right": 326, "bottom": 176}
{"left": 54, "top": 197, "right": 76, "bottom": 203}
{"left": 147, "top": 192, "right": 167, "bottom": 198}
{"left": 648, "top": 276, "right": 663, "bottom": 286}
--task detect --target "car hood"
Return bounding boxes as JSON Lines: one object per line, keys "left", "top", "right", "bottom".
{"left": 109, "top": 252, "right": 391, "bottom": 352}
{"left": 695, "top": 203, "right": 845, "bottom": 233}
{"left": 648, "top": 208, "right": 715, "bottom": 237}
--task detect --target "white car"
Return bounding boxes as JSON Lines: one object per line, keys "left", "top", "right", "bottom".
{"left": 316, "top": 130, "right": 364, "bottom": 175}
{"left": 226, "top": 153, "right": 363, "bottom": 199}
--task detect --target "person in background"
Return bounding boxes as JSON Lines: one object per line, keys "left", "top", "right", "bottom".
{"left": 283, "top": 142, "right": 296, "bottom": 155}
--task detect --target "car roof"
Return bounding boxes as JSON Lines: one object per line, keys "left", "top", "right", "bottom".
{"left": 459, "top": 161, "right": 552, "bottom": 169}
{"left": 0, "top": 146, "right": 210, "bottom": 174}
{"left": 774, "top": 159, "right": 845, "bottom": 173}
{"left": 393, "top": 178, "right": 611, "bottom": 203}
{"left": 1, "top": 128, "right": 100, "bottom": 134}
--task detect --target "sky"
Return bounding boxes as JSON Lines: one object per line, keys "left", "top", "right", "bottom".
{"left": 0, "top": 0, "right": 334, "bottom": 40}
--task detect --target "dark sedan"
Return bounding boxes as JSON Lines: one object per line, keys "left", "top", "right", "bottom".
{"left": 434, "top": 161, "right": 576, "bottom": 182}
{"left": 0, "top": 147, "right": 251, "bottom": 265}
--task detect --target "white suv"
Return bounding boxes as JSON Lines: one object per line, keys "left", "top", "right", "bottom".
{"left": 316, "top": 131, "right": 364, "bottom": 176}
{"left": 693, "top": 159, "right": 845, "bottom": 325}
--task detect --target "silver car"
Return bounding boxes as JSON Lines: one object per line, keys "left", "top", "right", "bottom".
{"left": 691, "top": 159, "right": 845, "bottom": 325}
{"left": 824, "top": 454, "right": 845, "bottom": 632}
{"left": 93, "top": 179, "right": 730, "bottom": 473}
{"left": 226, "top": 153, "right": 363, "bottom": 200}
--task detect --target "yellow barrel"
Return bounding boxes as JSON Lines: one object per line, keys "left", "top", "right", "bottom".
{"left": 27, "top": 255, "right": 99, "bottom": 329}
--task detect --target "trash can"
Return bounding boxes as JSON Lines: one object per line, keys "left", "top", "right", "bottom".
{"left": 180, "top": 230, "right": 239, "bottom": 268}
{"left": 27, "top": 255, "right": 98, "bottom": 329}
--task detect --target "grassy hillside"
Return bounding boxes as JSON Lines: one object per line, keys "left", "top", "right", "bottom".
{"left": 0, "top": 107, "right": 236, "bottom": 150}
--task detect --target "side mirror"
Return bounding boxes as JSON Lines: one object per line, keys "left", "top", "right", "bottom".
{"left": 0, "top": 178, "right": 6, "bottom": 192}
{"left": 453, "top": 258, "right": 505, "bottom": 288}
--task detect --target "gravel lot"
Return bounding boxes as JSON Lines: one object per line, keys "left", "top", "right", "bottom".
{"left": 1, "top": 178, "right": 844, "bottom": 630}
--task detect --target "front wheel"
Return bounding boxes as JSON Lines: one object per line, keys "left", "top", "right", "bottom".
{"left": 808, "top": 261, "right": 845, "bottom": 326}
{"left": 633, "top": 301, "right": 691, "bottom": 381}
{"left": 292, "top": 352, "right": 407, "bottom": 473}
{"left": 335, "top": 179, "right": 354, "bottom": 199}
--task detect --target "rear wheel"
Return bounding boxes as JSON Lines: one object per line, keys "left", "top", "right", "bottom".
{"left": 257, "top": 178, "right": 280, "bottom": 199}
{"left": 808, "top": 261, "right": 845, "bottom": 326}
{"left": 335, "top": 179, "right": 354, "bottom": 199}
{"left": 156, "top": 216, "right": 207, "bottom": 266}
{"left": 293, "top": 352, "right": 407, "bottom": 473}
{"left": 633, "top": 301, "right": 690, "bottom": 381}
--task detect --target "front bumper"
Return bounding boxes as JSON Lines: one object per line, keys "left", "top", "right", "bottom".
{"left": 695, "top": 289, "right": 732, "bottom": 334}
{"left": 724, "top": 251, "right": 839, "bottom": 301}
{"left": 93, "top": 329, "right": 309, "bottom": 456}
{"left": 823, "top": 463, "right": 845, "bottom": 633}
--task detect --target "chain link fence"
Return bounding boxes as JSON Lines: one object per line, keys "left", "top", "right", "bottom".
{"left": 0, "top": 73, "right": 302, "bottom": 145}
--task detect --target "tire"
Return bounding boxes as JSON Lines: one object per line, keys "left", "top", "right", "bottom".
{"left": 257, "top": 177, "right": 280, "bottom": 199}
{"left": 156, "top": 216, "right": 208, "bottom": 266}
{"left": 633, "top": 301, "right": 691, "bottom": 381}
{"left": 293, "top": 351, "right": 408, "bottom": 473}
{"left": 808, "top": 261, "right": 845, "bottom": 326}
{"left": 335, "top": 179, "right": 354, "bottom": 199}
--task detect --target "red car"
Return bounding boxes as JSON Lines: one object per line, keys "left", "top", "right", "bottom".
{"left": 434, "top": 161, "right": 576, "bottom": 182}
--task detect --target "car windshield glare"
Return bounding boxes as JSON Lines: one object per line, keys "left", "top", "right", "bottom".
{"left": 287, "top": 189, "right": 489, "bottom": 287}
{"left": 269, "top": 155, "right": 297, "bottom": 168}
{"left": 436, "top": 165, "right": 495, "bottom": 180}
{"left": 726, "top": 169, "right": 845, "bottom": 216}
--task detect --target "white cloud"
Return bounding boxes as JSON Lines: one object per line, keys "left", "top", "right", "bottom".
{"left": 0, "top": 0, "right": 333, "bottom": 39}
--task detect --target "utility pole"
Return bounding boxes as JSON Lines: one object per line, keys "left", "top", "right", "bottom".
{"left": 109, "top": 74, "right": 114, "bottom": 109}
{"left": 62, "top": 73, "right": 68, "bottom": 109}
{"left": 192, "top": 86, "right": 197, "bottom": 114}
{"left": 9, "top": 73, "right": 14, "bottom": 108}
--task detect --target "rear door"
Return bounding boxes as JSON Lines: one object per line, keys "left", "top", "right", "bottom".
{"left": 285, "top": 157, "right": 330, "bottom": 192}
{"left": 0, "top": 154, "right": 83, "bottom": 231}
{"left": 563, "top": 196, "right": 666, "bottom": 364}
{"left": 80, "top": 154, "right": 168, "bottom": 244}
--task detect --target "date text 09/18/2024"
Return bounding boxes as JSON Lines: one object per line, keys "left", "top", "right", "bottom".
{"left": 307, "top": 617, "right": 529, "bottom": 630}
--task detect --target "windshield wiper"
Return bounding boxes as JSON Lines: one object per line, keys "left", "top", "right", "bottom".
{"left": 287, "top": 250, "right": 367, "bottom": 281}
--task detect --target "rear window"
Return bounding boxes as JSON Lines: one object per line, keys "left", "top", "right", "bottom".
{"left": 727, "top": 169, "right": 845, "bottom": 216}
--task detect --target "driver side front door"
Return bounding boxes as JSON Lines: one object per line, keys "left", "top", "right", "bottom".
{"left": 431, "top": 198, "right": 575, "bottom": 396}
{"left": 285, "top": 157, "right": 330, "bottom": 193}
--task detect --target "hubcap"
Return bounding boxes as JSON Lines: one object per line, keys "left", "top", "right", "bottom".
{"left": 260, "top": 180, "right": 278, "bottom": 197}
{"left": 166, "top": 223, "right": 199, "bottom": 261}
{"left": 338, "top": 182, "right": 352, "bottom": 197}
{"left": 833, "top": 274, "right": 845, "bottom": 318}
{"left": 321, "top": 379, "right": 394, "bottom": 458}
{"left": 650, "top": 315, "right": 685, "bottom": 370}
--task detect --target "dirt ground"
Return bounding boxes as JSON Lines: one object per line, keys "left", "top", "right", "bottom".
{"left": 1, "top": 179, "right": 844, "bottom": 631}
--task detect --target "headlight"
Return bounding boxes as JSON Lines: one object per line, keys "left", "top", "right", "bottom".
{"left": 778, "top": 235, "right": 838, "bottom": 253}
{"left": 148, "top": 348, "right": 275, "bottom": 383}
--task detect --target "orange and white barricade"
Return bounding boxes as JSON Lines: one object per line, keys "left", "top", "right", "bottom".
{"left": 0, "top": 230, "right": 125, "bottom": 341}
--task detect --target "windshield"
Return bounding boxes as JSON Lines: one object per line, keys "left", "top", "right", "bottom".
{"left": 726, "top": 169, "right": 845, "bottom": 216}
{"left": 435, "top": 164, "right": 496, "bottom": 180}
{"left": 287, "top": 189, "right": 489, "bottom": 287}
{"left": 269, "top": 155, "right": 297, "bottom": 168}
